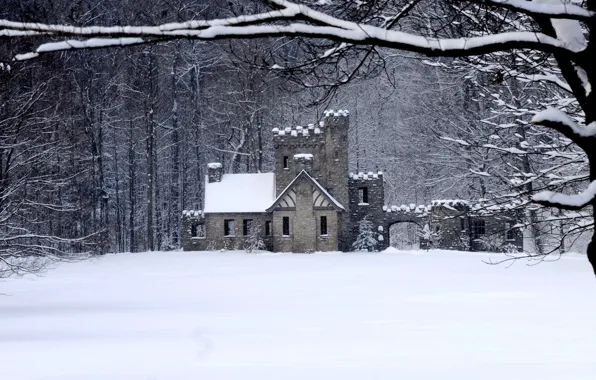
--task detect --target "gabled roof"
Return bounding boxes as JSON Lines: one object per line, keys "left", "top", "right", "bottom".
{"left": 266, "top": 170, "right": 344, "bottom": 212}
{"left": 204, "top": 172, "right": 276, "bottom": 213}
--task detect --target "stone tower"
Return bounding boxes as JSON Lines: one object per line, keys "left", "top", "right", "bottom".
{"left": 323, "top": 110, "right": 350, "bottom": 250}
{"left": 272, "top": 123, "right": 326, "bottom": 195}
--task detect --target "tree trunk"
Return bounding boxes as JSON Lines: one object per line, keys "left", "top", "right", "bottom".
{"left": 128, "top": 120, "right": 136, "bottom": 253}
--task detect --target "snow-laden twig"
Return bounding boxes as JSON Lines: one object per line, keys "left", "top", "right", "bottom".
{"left": 531, "top": 108, "right": 596, "bottom": 146}
{"left": 533, "top": 180, "right": 596, "bottom": 210}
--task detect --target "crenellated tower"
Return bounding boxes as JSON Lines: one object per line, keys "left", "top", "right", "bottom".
{"left": 272, "top": 123, "right": 327, "bottom": 195}
{"left": 323, "top": 110, "right": 350, "bottom": 211}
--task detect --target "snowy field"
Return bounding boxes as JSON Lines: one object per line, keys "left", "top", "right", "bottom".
{"left": 1, "top": 250, "right": 596, "bottom": 380}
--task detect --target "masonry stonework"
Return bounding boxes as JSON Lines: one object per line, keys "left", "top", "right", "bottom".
{"left": 181, "top": 109, "right": 523, "bottom": 253}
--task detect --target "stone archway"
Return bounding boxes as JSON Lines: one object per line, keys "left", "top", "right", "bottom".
{"left": 376, "top": 213, "right": 427, "bottom": 251}
{"left": 388, "top": 221, "right": 422, "bottom": 250}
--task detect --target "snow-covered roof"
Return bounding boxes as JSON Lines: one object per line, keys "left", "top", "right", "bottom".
{"left": 207, "top": 162, "right": 222, "bottom": 169}
{"left": 267, "top": 170, "right": 344, "bottom": 212}
{"left": 204, "top": 172, "right": 276, "bottom": 213}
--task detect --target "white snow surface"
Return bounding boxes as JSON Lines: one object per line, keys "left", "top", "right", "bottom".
{"left": 207, "top": 162, "right": 222, "bottom": 169}
{"left": 1, "top": 250, "right": 595, "bottom": 380}
{"left": 204, "top": 172, "right": 275, "bottom": 213}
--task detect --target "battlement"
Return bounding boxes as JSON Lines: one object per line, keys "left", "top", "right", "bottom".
{"left": 323, "top": 109, "right": 350, "bottom": 118}
{"left": 349, "top": 171, "right": 383, "bottom": 181}
{"left": 383, "top": 204, "right": 431, "bottom": 216}
{"left": 182, "top": 209, "right": 204, "bottom": 219}
{"left": 272, "top": 122, "right": 324, "bottom": 136}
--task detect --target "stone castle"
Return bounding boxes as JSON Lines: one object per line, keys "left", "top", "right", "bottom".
{"left": 181, "top": 110, "right": 523, "bottom": 252}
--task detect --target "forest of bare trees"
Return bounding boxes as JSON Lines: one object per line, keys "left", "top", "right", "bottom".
{"left": 1, "top": 0, "right": 594, "bottom": 274}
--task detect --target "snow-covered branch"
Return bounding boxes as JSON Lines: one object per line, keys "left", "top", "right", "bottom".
{"left": 2, "top": 0, "right": 586, "bottom": 61}
{"left": 533, "top": 180, "right": 596, "bottom": 210}
{"left": 531, "top": 108, "right": 596, "bottom": 146}
{"left": 482, "top": 0, "right": 595, "bottom": 21}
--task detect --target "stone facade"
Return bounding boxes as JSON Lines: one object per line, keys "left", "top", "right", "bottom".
{"left": 181, "top": 109, "right": 523, "bottom": 253}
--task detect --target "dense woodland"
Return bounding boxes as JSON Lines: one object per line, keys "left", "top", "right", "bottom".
{"left": 0, "top": 0, "right": 593, "bottom": 274}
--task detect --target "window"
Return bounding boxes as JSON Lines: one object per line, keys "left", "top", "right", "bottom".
{"left": 460, "top": 218, "right": 466, "bottom": 231}
{"left": 265, "top": 221, "right": 272, "bottom": 236}
{"left": 243, "top": 219, "right": 253, "bottom": 236}
{"left": 334, "top": 150, "right": 339, "bottom": 159}
{"left": 505, "top": 223, "right": 516, "bottom": 241}
{"left": 471, "top": 219, "right": 485, "bottom": 238}
{"left": 191, "top": 223, "right": 205, "bottom": 238}
{"left": 358, "top": 187, "right": 369, "bottom": 204}
{"left": 320, "top": 216, "right": 328, "bottom": 236}
{"left": 224, "top": 219, "right": 235, "bottom": 237}
{"left": 283, "top": 156, "right": 289, "bottom": 169}
{"left": 282, "top": 216, "right": 290, "bottom": 236}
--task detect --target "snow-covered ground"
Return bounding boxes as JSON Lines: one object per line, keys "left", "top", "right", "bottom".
{"left": 1, "top": 249, "right": 595, "bottom": 380}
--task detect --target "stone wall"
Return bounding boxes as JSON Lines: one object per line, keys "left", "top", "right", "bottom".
{"left": 272, "top": 130, "right": 326, "bottom": 195}
{"left": 431, "top": 205, "right": 523, "bottom": 252}
{"left": 348, "top": 173, "right": 386, "bottom": 250}
{"left": 271, "top": 177, "right": 340, "bottom": 252}
{"left": 182, "top": 212, "right": 272, "bottom": 251}
{"left": 324, "top": 113, "right": 350, "bottom": 250}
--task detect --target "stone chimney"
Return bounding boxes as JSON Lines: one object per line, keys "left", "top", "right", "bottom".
{"left": 293, "top": 153, "right": 313, "bottom": 175}
{"left": 207, "top": 162, "right": 223, "bottom": 183}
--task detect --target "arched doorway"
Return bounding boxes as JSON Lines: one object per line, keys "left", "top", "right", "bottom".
{"left": 389, "top": 222, "right": 422, "bottom": 250}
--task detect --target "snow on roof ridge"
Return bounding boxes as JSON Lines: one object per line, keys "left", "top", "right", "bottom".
{"left": 207, "top": 162, "right": 222, "bottom": 169}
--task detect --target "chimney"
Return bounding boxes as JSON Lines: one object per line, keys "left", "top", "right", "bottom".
{"left": 207, "top": 162, "right": 223, "bottom": 183}
{"left": 293, "top": 153, "right": 313, "bottom": 175}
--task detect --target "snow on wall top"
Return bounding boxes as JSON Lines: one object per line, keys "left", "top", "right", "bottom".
{"left": 324, "top": 109, "right": 349, "bottom": 117}
{"left": 431, "top": 199, "right": 470, "bottom": 207}
{"left": 294, "top": 153, "right": 314, "bottom": 160}
{"left": 207, "top": 162, "right": 222, "bottom": 169}
{"left": 204, "top": 172, "right": 276, "bottom": 213}
{"left": 383, "top": 204, "right": 431, "bottom": 215}
{"left": 272, "top": 123, "right": 322, "bottom": 137}
{"left": 182, "top": 210, "right": 203, "bottom": 218}
{"left": 349, "top": 171, "right": 383, "bottom": 180}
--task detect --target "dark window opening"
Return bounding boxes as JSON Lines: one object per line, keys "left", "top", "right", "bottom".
{"left": 358, "top": 187, "right": 369, "bottom": 204}
{"left": 283, "top": 156, "right": 289, "bottom": 169}
{"left": 471, "top": 219, "right": 485, "bottom": 239}
{"left": 334, "top": 150, "right": 339, "bottom": 159}
{"left": 282, "top": 217, "right": 290, "bottom": 236}
{"left": 460, "top": 218, "right": 466, "bottom": 231}
{"left": 320, "top": 216, "right": 328, "bottom": 236}
{"left": 342, "top": 135, "right": 347, "bottom": 142}
{"left": 243, "top": 219, "right": 253, "bottom": 236}
{"left": 265, "top": 221, "right": 272, "bottom": 236}
{"left": 224, "top": 219, "right": 235, "bottom": 237}
{"left": 191, "top": 223, "right": 205, "bottom": 238}
{"left": 505, "top": 223, "right": 516, "bottom": 241}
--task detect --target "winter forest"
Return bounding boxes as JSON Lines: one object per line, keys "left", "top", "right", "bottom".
{"left": 1, "top": 0, "right": 596, "bottom": 275}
